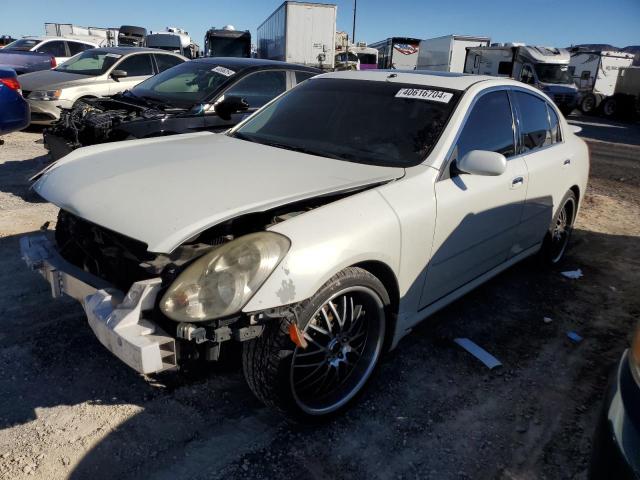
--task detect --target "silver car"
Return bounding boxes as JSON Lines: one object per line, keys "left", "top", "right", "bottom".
{"left": 19, "top": 47, "right": 186, "bottom": 124}
{"left": 22, "top": 71, "right": 589, "bottom": 421}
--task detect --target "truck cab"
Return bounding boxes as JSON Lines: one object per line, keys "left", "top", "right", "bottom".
{"left": 204, "top": 26, "right": 251, "bottom": 58}
{"left": 465, "top": 44, "right": 578, "bottom": 115}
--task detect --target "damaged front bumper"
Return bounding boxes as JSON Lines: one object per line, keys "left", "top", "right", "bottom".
{"left": 20, "top": 233, "right": 177, "bottom": 374}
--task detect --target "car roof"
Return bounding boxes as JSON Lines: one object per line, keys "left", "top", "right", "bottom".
{"left": 191, "top": 57, "right": 321, "bottom": 71}
{"left": 317, "top": 70, "right": 510, "bottom": 90}
{"left": 91, "top": 46, "right": 181, "bottom": 55}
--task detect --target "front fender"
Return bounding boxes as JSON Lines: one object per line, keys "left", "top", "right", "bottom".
{"left": 243, "top": 188, "right": 401, "bottom": 312}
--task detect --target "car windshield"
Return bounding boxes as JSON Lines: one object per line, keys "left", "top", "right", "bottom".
{"left": 132, "top": 61, "right": 236, "bottom": 106}
{"left": 4, "top": 38, "right": 39, "bottom": 51}
{"left": 232, "top": 78, "right": 460, "bottom": 167}
{"left": 55, "top": 50, "right": 120, "bottom": 75}
{"left": 535, "top": 64, "right": 573, "bottom": 84}
{"left": 207, "top": 37, "right": 250, "bottom": 57}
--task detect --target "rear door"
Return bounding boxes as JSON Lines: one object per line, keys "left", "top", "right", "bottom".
{"left": 510, "top": 90, "right": 572, "bottom": 251}
{"left": 153, "top": 54, "right": 184, "bottom": 73}
{"left": 420, "top": 89, "right": 528, "bottom": 307}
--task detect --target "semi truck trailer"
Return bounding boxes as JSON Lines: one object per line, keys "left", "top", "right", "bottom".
{"left": 204, "top": 26, "right": 251, "bottom": 58}
{"left": 369, "top": 37, "right": 421, "bottom": 70}
{"left": 257, "top": 1, "right": 337, "bottom": 70}
{"left": 416, "top": 34, "right": 490, "bottom": 72}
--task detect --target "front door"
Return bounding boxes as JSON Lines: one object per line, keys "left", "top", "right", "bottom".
{"left": 420, "top": 89, "right": 528, "bottom": 307}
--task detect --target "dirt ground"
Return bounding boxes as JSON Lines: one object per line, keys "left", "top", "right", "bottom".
{"left": 0, "top": 117, "right": 639, "bottom": 480}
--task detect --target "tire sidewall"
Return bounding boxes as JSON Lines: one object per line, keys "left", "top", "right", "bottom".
{"left": 542, "top": 191, "right": 577, "bottom": 265}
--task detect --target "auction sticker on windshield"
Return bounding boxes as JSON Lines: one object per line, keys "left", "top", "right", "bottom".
{"left": 212, "top": 66, "right": 235, "bottom": 77}
{"left": 395, "top": 88, "right": 453, "bottom": 103}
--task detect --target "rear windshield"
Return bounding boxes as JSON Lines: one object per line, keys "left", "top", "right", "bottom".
{"left": 55, "top": 50, "right": 120, "bottom": 75}
{"left": 132, "top": 61, "right": 237, "bottom": 106}
{"left": 4, "top": 38, "right": 39, "bottom": 51}
{"left": 232, "top": 78, "right": 461, "bottom": 167}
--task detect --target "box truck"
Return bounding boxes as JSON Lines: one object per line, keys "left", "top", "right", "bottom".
{"left": 568, "top": 49, "right": 635, "bottom": 115}
{"left": 204, "top": 25, "right": 251, "bottom": 58}
{"left": 369, "top": 37, "right": 421, "bottom": 69}
{"left": 464, "top": 44, "right": 578, "bottom": 115}
{"left": 257, "top": 1, "right": 337, "bottom": 70}
{"left": 416, "top": 34, "right": 490, "bottom": 72}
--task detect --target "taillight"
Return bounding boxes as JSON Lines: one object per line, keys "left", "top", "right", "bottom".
{"left": 50, "top": 56, "right": 56, "bottom": 68}
{"left": 0, "top": 77, "right": 21, "bottom": 92}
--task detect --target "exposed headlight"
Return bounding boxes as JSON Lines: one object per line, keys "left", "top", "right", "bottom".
{"left": 28, "top": 90, "right": 61, "bottom": 101}
{"left": 630, "top": 322, "right": 640, "bottom": 386}
{"left": 160, "top": 232, "right": 290, "bottom": 322}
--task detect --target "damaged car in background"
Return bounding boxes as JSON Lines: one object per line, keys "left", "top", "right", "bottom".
{"left": 43, "top": 58, "right": 320, "bottom": 160}
{"left": 21, "top": 71, "right": 589, "bottom": 421}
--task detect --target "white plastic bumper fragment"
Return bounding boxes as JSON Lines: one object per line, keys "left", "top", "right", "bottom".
{"left": 20, "top": 233, "right": 176, "bottom": 374}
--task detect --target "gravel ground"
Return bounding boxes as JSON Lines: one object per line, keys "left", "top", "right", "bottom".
{"left": 0, "top": 117, "right": 639, "bottom": 480}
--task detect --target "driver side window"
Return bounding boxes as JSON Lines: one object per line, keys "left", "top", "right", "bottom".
{"left": 520, "top": 65, "right": 535, "bottom": 85}
{"left": 450, "top": 90, "right": 516, "bottom": 172}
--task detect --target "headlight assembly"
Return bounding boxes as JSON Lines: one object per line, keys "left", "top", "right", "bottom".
{"left": 160, "top": 232, "right": 290, "bottom": 322}
{"left": 28, "top": 90, "right": 61, "bottom": 101}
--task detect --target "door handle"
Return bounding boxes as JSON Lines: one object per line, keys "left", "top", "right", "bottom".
{"left": 511, "top": 176, "right": 524, "bottom": 188}
{"left": 563, "top": 159, "right": 571, "bottom": 166}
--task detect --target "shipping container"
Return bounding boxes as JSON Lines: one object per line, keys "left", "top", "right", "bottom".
{"left": 257, "top": 1, "right": 337, "bottom": 70}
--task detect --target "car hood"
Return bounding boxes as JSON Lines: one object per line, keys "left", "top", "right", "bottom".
{"left": 19, "top": 70, "right": 99, "bottom": 90}
{"left": 34, "top": 132, "right": 404, "bottom": 253}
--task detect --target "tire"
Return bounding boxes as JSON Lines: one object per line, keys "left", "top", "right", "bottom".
{"left": 540, "top": 190, "right": 577, "bottom": 265}
{"left": 242, "top": 267, "right": 389, "bottom": 422}
{"left": 601, "top": 97, "right": 617, "bottom": 118}
{"left": 580, "top": 94, "right": 597, "bottom": 114}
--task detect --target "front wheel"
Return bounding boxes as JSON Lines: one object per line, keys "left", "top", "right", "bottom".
{"left": 242, "top": 267, "right": 389, "bottom": 422}
{"left": 540, "top": 191, "right": 576, "bottom": 265}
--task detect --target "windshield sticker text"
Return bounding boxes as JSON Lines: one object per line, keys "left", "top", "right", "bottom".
{"left": 212, "top": 66, "right": 235, "bottom": 77}
{"left": 395, "top": 88, "right": 453, "bottom": 103}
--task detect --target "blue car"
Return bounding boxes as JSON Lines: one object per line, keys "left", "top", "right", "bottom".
{"left": 0, "top": 67, "right": 30, "bottom": 139}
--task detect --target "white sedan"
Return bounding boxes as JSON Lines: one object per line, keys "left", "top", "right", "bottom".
{"left": 22, "top": 70, "right": 589, "bottom": 421}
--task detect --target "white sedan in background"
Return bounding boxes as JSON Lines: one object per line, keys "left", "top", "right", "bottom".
{"left": 19, "top": 47, "right": 186, "bottom": 124}
{"left": 21, "top": 70, "right": 589, "bottom": 421}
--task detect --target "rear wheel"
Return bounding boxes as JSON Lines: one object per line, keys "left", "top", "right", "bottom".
{"left": 242, "top": 267, "right": 388, "bottom": 422}
{"left": 580, "top": 94, "right": 597, "bottom": 114}
{"left": 541, "top": 191, "right": 576, "bottom": 265}
{"left": 601, "top": 97, "right": 617, "bottom": 118}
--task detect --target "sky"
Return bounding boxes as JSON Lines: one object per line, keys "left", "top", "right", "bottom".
{"left": 1, "top": 0, "right": 638, "bottom": 48}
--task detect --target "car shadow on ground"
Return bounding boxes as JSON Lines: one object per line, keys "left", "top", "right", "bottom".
{"left": 2, "top": 224, "right": 638, "bottom": 479}
{"left": 568, "top": 113, "right": 640, "bottom": 146}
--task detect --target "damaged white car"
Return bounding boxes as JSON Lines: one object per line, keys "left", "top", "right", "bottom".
{"left": 21, "top": 71, "right": 589, "bottom": 420}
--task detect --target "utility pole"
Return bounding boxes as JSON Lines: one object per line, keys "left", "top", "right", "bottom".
{"left": 352, "top": 0, "right": 357, "bottom": 44}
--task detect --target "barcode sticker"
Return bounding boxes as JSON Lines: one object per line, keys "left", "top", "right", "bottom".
{"left": 212, "top": 66, "right": 235, "bottom": 77}
{"left": 395, "top": 88, "right": 453, "bottom": 103}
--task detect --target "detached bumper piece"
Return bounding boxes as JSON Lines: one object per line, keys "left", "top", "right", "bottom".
{"left": 20, "top": 233, "right": 177, "bottom": 374}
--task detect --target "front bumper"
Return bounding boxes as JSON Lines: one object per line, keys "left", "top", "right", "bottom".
{"left": 20, "top": 233, "right": 177, "bottom": 374}
{"left": 27, "top": 98, "right": 72, "bottom": 125}
{"left": 590, "top": 350, "right": 640, "bottom": 479}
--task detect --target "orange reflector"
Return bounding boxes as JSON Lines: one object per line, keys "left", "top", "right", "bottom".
{"left": 289, "top": 323, "right": 308, "bottom": 349}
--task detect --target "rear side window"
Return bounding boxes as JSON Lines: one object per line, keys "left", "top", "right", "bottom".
{"left": 117, "top": 54, "right": 154, "bottom": 76}
{"left": 36, "top": 41, "right": 66, "bottom": 57}
{"left": 155, "top": 54, "right": 184, "bottom": 73}
{"left": 513, "top": 91, "right": 551, "bottom": 152}
{"left": 295, "top": 71, "right": 316, "bottom": 84}
{"left": 67, "top": 42, "right": 92, "bottom": 55}
{"left": 224, "top": 70, "right": 287, "bottom": 108}
{"left": 454, "top": 90, "right": 515, "bottom": 162}
{"left": 547, "top": 104, "right": 562, "bottom": 144}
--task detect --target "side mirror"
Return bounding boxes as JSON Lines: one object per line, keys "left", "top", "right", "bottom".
{"left": 214, "top": 95, "right": 249, "bottom": 121}
{"left": 110, "top": 70, "right": 128, "bottom": 81}
{"left": 456, "top": 150, "right": 507, "bottom": 176}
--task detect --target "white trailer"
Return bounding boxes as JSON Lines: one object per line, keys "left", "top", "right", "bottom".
{"left": 569, "top": 49, "right": 635, "bottom": 114}
{"left": 257, "top": 1, "right": 337, "bottom": 70}
{"left": 416, "top": 34, "right": 490, "bottom": 72}
{"left": 369, "top": 37, "right": 421, "bottom": 70}
{"left": 44, "top": 23, "right": 118, "bottom": 46}
{"left": 464, "top": 44, "right": 578, "bottom": 114}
